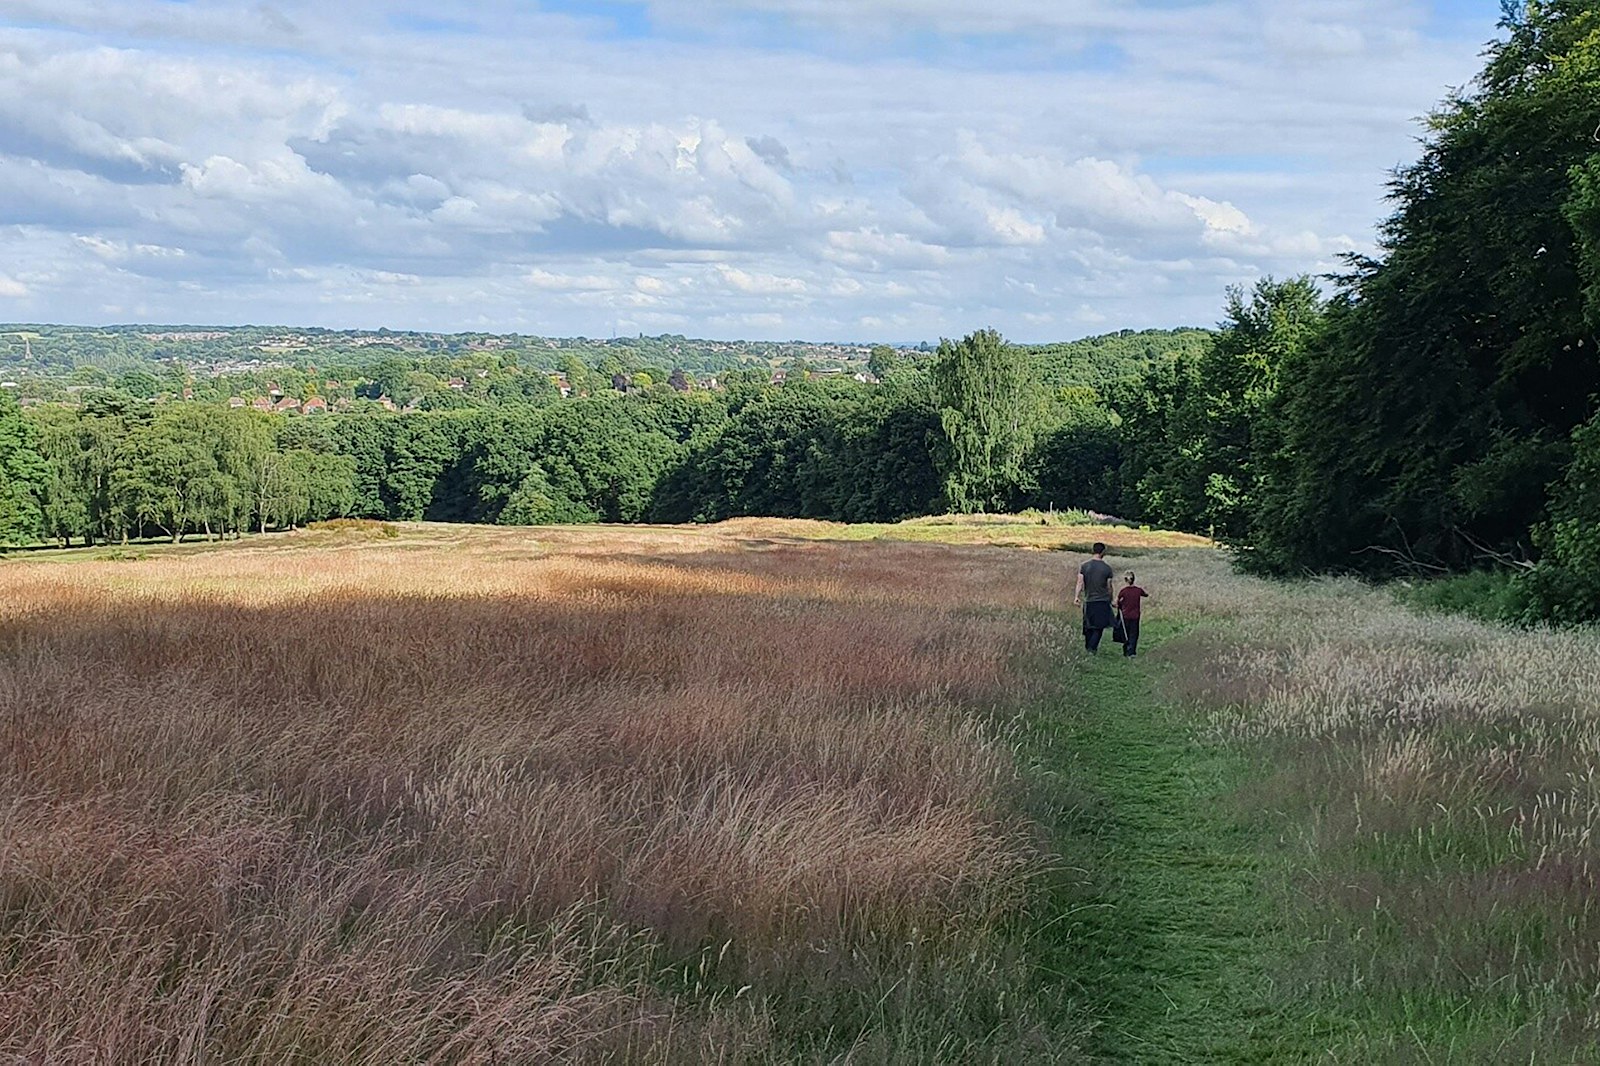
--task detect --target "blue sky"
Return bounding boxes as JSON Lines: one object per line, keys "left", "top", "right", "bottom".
{"left": 0, "top": 0, "right": 1502, "bottom": 341}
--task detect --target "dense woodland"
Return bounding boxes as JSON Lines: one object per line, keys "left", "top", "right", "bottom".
{"left": 4, "top": 4, "right": 1600, "bottom": 620}
{"left": 0, "top": 327, "right": 1197, "bottom": 545}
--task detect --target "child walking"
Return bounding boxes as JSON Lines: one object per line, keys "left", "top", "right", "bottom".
{"left": 1115, "top": 572, "right": 1148, "bottom": 657}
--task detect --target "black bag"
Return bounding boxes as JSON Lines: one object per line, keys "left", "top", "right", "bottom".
{"left": 1111, "top": 612, "right": 1127, "bottom": 644}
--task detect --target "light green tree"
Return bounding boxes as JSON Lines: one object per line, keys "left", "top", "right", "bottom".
{"left": 0, "top": 389, "right": 47, "bottom": 545}
{"left": 931, "top": 329, "right": 1045, "bottom": 513}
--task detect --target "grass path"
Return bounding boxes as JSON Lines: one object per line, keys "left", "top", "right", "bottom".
{"left": 1028, "top": 621, "right": 1318, "bottom": 1063}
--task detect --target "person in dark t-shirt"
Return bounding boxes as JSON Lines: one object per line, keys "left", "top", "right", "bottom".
{"left": 1073, "top": 542, "right": 1115, "bottom": 652}
{"left": 1115, "top": 571, "right": 1149, "bottom": 657}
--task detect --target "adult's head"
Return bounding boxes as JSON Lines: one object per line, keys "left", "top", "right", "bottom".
{"left": 1092, "top": 542, "right": 1107, "bottom": 557}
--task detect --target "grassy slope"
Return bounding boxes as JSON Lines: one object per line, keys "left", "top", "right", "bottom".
{"left": 1026, "top": 619, "right": 1314, "bottom": 1063}
{"left": 16, "top": 519, "right": 1599, "bottom": 1060}
{"left": 721, "top": 513, "right": 1212, "bottom": 552}
{"left": 1035, "top": 600, "right": 1600, "bottom": 1063}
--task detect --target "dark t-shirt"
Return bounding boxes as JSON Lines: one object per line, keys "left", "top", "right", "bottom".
{"left": 1079, "top": 559, "right": 1114, "bottom": 603}
{"left": 1117, "top": 585, "right": 1148, "bottom": 620}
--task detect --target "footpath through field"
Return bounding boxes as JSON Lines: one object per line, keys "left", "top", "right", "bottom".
{"left": 1033, "top": 620, "right": 1312, "bottom": 1063}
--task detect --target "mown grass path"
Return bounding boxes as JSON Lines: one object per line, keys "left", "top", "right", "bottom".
{"left": 1028, "top": 621, "right": 1313, "bottom": 1063}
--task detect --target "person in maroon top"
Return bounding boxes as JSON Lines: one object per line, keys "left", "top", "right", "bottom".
{"left": 1115, "top": 572, "right": 1149, "bottom": 657}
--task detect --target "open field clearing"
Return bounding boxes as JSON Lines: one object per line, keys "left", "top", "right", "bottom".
{"left": 0, "top": 519, "right": 1127, "bottom": 1062}
{"left": 4, "top": 519, "right": 1600, "bottom": 1061}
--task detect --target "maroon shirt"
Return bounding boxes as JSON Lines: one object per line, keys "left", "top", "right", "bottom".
{"left": 1116, "top": 585, "right": 1147, "bottom": 620}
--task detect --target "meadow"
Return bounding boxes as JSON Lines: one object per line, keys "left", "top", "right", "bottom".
{"left": 3, "top": 519, "right": 1599, "bottom": 1062}
{"left": 0, "top": 520, "right": 1095, "bottom": 1062}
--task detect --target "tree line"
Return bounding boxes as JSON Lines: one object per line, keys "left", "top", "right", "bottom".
{"left": 6, "top": 6, "right": 1596, "bottom": 620}
{"left": 0, "top": 329, "right": 1137, "bottom": 549}
{"left": 1120, "top": 2, "right": 1600, "bottom": 623}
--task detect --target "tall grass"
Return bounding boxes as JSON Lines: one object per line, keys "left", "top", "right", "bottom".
{"left": 1158, "top": 561, "right": 1600, "bottom": 1057}
{"left": 0, "top": 527, "right": 1090, "bottom": 1061}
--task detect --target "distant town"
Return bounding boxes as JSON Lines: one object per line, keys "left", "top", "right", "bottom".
{"left": 0, "top": 324, "right": 933, "bottom": 413}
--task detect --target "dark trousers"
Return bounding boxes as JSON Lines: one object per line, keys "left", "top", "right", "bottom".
{"left": 1122, "top": 617, "right": 1141, "bottom": 656}
{"left": 1083, "top": 601, "right": 1113, "bottom": 652}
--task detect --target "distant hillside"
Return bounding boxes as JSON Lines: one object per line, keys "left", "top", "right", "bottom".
{"left": 1024, "top": 328, "right": 1213, "bottom": 393}
{"left": 0, "top": 324, "right": 869, "bottom": 378}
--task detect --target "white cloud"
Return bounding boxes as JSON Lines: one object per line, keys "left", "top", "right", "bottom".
{"left": 0, "top": 275, "right": 28, "bottom": 298}
{"left": 524, "top": 269, "right": 622, "bottom": 292}
{"left": 717, "top": 265, "right": 807, "bottom": 295}
{"left": 0, "top": 0, "right": 1496, "bottom": 338}
{"left": 824, "top": 229, "right": 951, "bottom": 270}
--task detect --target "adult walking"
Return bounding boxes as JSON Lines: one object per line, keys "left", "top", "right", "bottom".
{"left": 1073, "top": 542, "right": 1115, "bottom": 653}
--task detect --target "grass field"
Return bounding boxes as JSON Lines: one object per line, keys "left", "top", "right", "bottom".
{"left": 4, "top": 519, "right": 1599, "bottom": 1061}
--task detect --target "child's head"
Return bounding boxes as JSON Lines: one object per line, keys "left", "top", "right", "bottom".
{"left": 1124, "top": 571, "right": 1136, "bottom": 584}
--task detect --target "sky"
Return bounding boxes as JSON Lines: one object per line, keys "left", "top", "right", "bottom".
{"left": 0, "top": 0, "right": 1501, "bottom": 342}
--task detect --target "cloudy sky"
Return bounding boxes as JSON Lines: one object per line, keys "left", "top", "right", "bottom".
{"left": 0, "top": 0, "right": 1498, "bottom": 341}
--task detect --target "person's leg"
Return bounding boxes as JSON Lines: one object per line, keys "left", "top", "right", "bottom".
{"left": 1123, "top": 618, "right": 1140, "bottom": 656}
{"left": 1085, "top": 602, "right": 1109, "bottom": 653}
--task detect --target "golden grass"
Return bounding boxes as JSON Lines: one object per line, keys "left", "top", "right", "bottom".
{"left": 714, "top": 513, "right": 1212, "bottom": 551}
{"left": 0, "top": 520, "right": 1131, "bottom": 1061}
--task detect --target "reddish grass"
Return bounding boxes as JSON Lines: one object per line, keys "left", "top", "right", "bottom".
{"left": 0, "top": 525, "right": 1090, "bottom": 1061}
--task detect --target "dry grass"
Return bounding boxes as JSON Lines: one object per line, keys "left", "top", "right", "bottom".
{"left": 714, "top": 513, "right": 1211, "bottom": 551}
{"left": 0, "top": 521, "right": 1133, "bottom": 1062}
{"left": 1160, "top": 563, "right": 1600, "bottom": 1055}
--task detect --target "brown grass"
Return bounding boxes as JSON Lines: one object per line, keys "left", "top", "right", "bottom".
{"left": 0, "top": 521, "right": 1124, "bottom": 1062}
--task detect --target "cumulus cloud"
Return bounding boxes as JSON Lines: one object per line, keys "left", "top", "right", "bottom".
{"left": 0, "top": 0, "right": 1494, "bottom": 337}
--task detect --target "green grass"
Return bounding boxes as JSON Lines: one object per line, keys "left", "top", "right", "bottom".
{"left": 1023, "top": 613, "right": 1600, "bottom": 1063}
{"left": 1020, "top": 617, "right": 1330, "bottom": 1063}
{"left": 1392, "top": 568, "right": 1528, "bottom": 624}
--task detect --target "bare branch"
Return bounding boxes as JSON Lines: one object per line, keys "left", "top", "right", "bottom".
{"left": 1451, "top": 525, "right": 1536, "bottom": 572}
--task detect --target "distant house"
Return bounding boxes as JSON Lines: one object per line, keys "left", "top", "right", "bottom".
{"left": 377, "top": 395, "right": 398, "bottom": 411}
{"left": 272, "top": 397, "right": 302, "bottom": 414}
{"left": 251, "top": 396, "right": 274, "bottom": 412}
{"left": 446, "top": 377, "right": 467, "bottom": 390}
{"left": 552, "top": 374, "right": 572, "bottom": 398}
{"left": 0, "top": 381, "right": 17, "bottom": 389}
{"left": 302, "top": 397, "right": 328, "bottom": 414}
{"left": 228, "top": 396, "right": 247, "bottom": 409}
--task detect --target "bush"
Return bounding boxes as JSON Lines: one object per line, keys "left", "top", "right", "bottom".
{"left": 305, "top": 518, "right": 401, "bottom": 539}
{"left": 1523, "top": 412, "right": 1600, "bottom": 623}
{"left": 499, "top": 465, "right": 598, "bottom": 526}
{"left": 1396, "top": 569, "right": 1530, "bottom": 624}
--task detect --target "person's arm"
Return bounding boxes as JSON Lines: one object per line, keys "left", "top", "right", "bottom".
{"left": 1073, "top": 571, "right": 1084, "bottom": 606}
